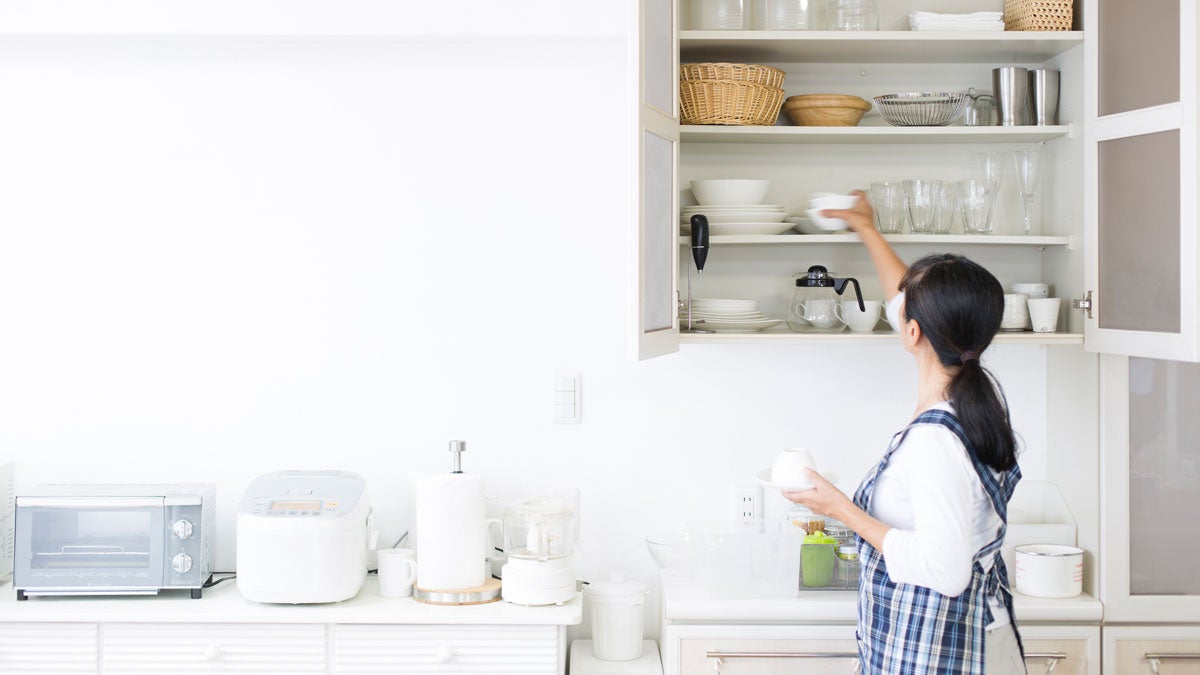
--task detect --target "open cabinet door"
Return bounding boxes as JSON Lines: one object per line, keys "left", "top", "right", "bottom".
{"left": 632, "top": 0, "right": 680, "bottom": 361}
{"left": 1083, "top": 0, "right": 1200, "bottom": 361}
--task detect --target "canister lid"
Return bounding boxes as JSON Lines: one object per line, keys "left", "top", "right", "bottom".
{"left": 585, "top": 572, "right": 647, "bottom": 599}
{"left": 503, "top": 497, "right": 573, "bottom": 519}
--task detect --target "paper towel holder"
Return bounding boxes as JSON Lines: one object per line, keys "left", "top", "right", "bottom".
{"left": 449, "top": 440, "right": 466, "bottom": 474}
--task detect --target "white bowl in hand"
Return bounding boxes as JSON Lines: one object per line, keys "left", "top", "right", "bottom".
{"left": 808, "top": 192, "right": 859, "bottom": 211}
{"left": 772, "top": 448, "right": 817, "bottom": 486}
{"left": 806, "top": 208, "right": 850, "bottom": 232}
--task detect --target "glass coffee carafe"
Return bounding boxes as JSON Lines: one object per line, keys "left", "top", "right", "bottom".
{"left": 787, "top": 265, "right": 865, "bottom": 333}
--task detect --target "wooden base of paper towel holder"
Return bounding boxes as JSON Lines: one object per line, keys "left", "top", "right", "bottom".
{"left": 412, "top": 578, "right": 502, "bottom": 606}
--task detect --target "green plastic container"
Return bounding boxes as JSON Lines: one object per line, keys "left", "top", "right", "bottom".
{"left": 801, "top": 531, "right": 839, "bottom": 588}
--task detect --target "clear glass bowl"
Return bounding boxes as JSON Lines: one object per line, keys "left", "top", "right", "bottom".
{"left": 873, "top": 92, "right": 969, "bottom": 127}
{"left": 645, "top": 532, "right": 703, "bottom": 578}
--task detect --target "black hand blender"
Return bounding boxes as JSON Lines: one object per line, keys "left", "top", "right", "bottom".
{"left": 687, "top": 214, "right": 710, "bottom": 331}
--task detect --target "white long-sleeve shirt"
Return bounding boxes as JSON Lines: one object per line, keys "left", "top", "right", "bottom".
{"left": 870, "top": 402, "right": 1009, "bottom": 626}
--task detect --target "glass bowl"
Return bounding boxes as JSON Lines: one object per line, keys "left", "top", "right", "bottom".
{"left": 645, "top": 532, "right": 703, "bottom": 578}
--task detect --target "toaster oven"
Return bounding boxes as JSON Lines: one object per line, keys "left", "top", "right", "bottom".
{"left": 13, "top": 483, "right": 215, "bottom": 600}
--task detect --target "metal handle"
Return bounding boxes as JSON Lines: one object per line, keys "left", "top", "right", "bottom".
{"left": 1025, "top": 652, "right": 1067, "bottom": 673}
{"left": 17, "top": 497, "right": 163, "bottom": 508}
{"left": 1146, "top": 653, "right": 1200, "bottom": 674}
{"left": 706, "top": 650, "right": 859, "bottom": 659}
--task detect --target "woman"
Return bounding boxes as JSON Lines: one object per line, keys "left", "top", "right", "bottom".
{"left": 786, "top": 191, "right": 1026, "bottom": 674}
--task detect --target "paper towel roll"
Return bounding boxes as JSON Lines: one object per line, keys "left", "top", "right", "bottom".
{"left": 415, "top": 472, "right": 485, "bottom": 591}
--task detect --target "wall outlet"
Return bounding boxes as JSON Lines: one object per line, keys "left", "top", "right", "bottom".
{"left": 731, "top": 484, "right": 762, "bottom": 521}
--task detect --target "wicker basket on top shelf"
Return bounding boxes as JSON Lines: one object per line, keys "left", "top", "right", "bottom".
{"left": 1004, "top": 0, "right": 1074, "bottom": 31}
{"left": 679, "top": 62, "right": 786, "bottom": 126}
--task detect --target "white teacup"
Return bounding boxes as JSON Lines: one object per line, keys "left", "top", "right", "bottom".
{"left": 377, "top": 548, "right": 418, "bottom": 598}
{"left": 798, "top": 298, "right": 841, "bottom": 329}
{"left": 772, "top": 448, "right": 817, "bottom": 486}
{"left": 841, "top": 300, "right": 883, "bottom": 333}
{"left": 1001, "top": 293, "right": 1029, "bottom": 332}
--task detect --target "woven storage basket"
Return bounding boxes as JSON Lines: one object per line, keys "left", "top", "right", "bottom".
{"left": 680, "top": 80, "right": 785, "bottom": 126}
{"left": 680, "top": 62, "right": 786, "bottom": 90}
{"left": 1004, "top": 0, "right": 1074, "bottom": 31}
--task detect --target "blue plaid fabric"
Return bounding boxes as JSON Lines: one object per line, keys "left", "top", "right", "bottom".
{"left": 852, "top": 409, "right": 1023, "bottom": 674}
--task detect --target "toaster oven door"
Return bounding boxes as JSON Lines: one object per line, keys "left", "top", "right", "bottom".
{"left": 14, "top": 498, "right": 165, "bottom": 591}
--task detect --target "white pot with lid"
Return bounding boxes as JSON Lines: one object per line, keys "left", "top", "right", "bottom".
{"left": 585, "top": 572, "right": 648, "bottom": 661}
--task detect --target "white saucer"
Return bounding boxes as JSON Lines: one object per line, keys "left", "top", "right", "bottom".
{"left": 755, "top": 467, "right": 840, "bottom": 492}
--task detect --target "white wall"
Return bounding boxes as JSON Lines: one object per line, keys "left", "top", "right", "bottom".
{"left": 0, "top": 2, "right": 1060, "bottom": 637}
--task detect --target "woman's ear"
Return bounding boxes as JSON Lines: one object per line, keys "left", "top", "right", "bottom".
{"left": 904, "top": 317, "right": 922, "bottom": 348}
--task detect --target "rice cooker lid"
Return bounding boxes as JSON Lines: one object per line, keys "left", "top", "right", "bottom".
{"left": 586, "top": 572, "right": 647, "bottom": 599}
{"left": 239, "top": 470, "right": 365, "bottom": 518}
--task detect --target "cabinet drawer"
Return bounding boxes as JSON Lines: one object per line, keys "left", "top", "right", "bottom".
{"left": 1104, "top": 626, "right": 1200, "bottom": 675}
{"left": 1022, "top": 638, "right": 1092, "bottom": 675}
{"left": 334, "top": 624, "right": 560, "bottom": 674}
{"left": 0, "top": 623, "right": 97, "bottom": 674}
{"left": 102, "top": 623, "right": 326, "bottom": 673}
{"left": 678, "top": 630, "right": 859, "bottom": 675}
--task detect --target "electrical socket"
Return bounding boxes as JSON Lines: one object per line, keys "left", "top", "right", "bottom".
{"left": 731, "top": 484, "right": 762, "bottom": 521}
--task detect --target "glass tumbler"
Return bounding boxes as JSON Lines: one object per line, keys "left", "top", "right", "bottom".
{"left": 931, "top": 186, "right": 957, "bottom": 234}
{"left": 904, "top": 179, "right": 944, "bottom": 233}
{"left": 959, "top": 179, "right": 998, "bottom": 234}
{"left": 763, "top": 0, "right": 817, "bottom": 29}
{"left": 827, "top": 0, "right": 878, "bottom": 30}
{"left": 870, "top": 181, "right": 907, "bottom": 233}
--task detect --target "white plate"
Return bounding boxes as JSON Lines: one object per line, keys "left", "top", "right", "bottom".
{"left": 680, "top": 312, "right": 769, "bottom": 320}
{"left": 755, "top": 467, "right": 840, "bottom": 492}
{"left": 683, "top": 318, "right": 784, "bottom": 331}
{"left": 681, "top": 221, "right": 795, "bottom": 235}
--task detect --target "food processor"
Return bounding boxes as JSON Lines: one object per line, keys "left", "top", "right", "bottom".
{"left": 499, "top": 497, "right": 577, "bottom": 606}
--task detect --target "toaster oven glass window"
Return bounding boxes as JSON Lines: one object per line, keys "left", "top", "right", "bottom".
{"left": 270, "top": 501, "right": 321, "bottom": 511}
{"left": 30, "top": 508, "right": 154, "bottom": 569}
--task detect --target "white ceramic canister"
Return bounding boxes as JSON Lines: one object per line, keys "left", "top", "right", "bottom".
{"left": 585, "top": 572, "right": 648, "bottom": 661}
{"left": 1014, "top": 544, "right": 1083, "bottom": 598}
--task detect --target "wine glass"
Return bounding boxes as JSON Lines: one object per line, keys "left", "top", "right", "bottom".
{"left": 1012, "top": 150, "right": 1042, "bottom": 235}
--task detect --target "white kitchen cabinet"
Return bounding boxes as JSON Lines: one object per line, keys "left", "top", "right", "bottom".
{"left": 334, "top": 624, "right": 563, "bottom": 674}
{"left": 0, "top": 622, "right": 97, "bottom": 674}
{"left": 1102, "top": 626, "right": 1200, "bottom": 675}
{"left": 101, "top": 623, "right": 326, "bottom": 674}
{"left": 1021, "top": 625, "right": 1101, "bottom": 675}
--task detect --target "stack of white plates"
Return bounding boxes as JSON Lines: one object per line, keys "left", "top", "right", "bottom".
{"left": 680, "top": 205, "right": 793, "bottom": 236}
{"left": 678, "top": 298, "right": 783, "bottom": 332}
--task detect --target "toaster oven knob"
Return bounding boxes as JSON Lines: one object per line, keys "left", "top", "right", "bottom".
{"left": 172, "top": 519, "right": 194, "bottom": 540}
{"left": 172, "top": 552, "right": 193, "bottom": 574}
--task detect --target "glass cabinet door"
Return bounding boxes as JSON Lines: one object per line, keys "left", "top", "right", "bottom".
{"left": 1101, "top": 355, "right": 1200, "bottom": 620}
{"left": 635, "top": 0, "right": 679, "bottom": 360}
{"left": 1085, "top": 0, "right": 1199, "bottom": 361}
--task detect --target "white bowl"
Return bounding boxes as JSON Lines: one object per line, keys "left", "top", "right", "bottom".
{"left": 806, "top": 208, "right": 850, "bottom": 232}
{"left": 691, "top": 180, "right": 771, "bottom": 206}
{"left": 808, "top": 193, "right": 858, "bottom": 210}
{"left": 1012, "top": 283, "right": 1050, "bottom": 299}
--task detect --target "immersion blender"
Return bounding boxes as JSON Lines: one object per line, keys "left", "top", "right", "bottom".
{"left": 686, "top": 214, "right": 710, "bottom": 331}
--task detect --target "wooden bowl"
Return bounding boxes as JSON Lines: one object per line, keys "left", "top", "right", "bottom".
{"left": 783, "top": 94, "right": 872, "bottom": 127}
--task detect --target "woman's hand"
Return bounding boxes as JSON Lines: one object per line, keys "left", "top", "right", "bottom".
{"left": 783, "top": 468, "right": 854, "bottom": 519}
{"left": 819, "top": 189, "right": 876, "bottom": 237}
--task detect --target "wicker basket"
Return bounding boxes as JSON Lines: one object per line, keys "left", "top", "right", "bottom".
{"left": 1004, "top": 0, "right": 1074, "bottom": 31}
{"left": 680, "top": 80, "right": 785, "bottom": 126}
{"left": 680, "top": 63, "right": 786, "bottom": 90}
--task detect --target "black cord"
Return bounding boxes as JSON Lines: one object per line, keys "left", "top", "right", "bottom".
{"left": 203, "top": 573, "right": 237, "bottom": 589}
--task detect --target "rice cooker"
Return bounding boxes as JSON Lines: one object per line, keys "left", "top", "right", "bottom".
{"left": 237, "top": 470, "right": 376, "bottom": 604}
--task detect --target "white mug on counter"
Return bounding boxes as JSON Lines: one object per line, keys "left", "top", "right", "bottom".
{"left": 377, "top": 548, "right": 418, "bottom": 598}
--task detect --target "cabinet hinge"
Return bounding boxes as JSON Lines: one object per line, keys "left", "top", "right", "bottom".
{"left": 1072, "top": 290, "right": 1093, "bottom": 319}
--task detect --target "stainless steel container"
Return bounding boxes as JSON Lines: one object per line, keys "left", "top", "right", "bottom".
{"left": 993, "top": 66, "right": 1032, "bottom": 126}
{"left": 1029, "top": 69, "right": 1060, "bottom": 125}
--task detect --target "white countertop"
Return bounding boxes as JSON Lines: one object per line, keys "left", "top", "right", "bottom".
{"left": 0, "top": 577, "right": 582, "bottom": 626}
{"left": 659, "top": 576, "right": 1102, "bottom": 624}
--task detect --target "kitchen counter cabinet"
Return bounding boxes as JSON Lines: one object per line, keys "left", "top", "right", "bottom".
{"left": 0, "top": 578, "right": 580, "bottom": 674}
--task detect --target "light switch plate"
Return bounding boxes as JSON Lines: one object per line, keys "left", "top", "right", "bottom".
{"left": 553, "top": 372, "right": 581, "bottom": 424}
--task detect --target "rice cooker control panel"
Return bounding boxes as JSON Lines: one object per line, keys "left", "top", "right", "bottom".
{"left": 239, "top": 471, "right": 364, "bottom": 519}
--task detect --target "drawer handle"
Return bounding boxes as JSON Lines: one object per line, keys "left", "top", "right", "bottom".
{"left": 1146, "top": 653, "right": 1200, "bottom": 675}
{"left": 1024, "top": 652, "right": 1066, "bottom": 673}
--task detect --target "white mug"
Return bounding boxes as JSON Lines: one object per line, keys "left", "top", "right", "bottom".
{"left": 1027, "top": 297, "right": 1062, "bottom": 333}
{"left": 377, "top": 548, "right": 418, "bottom": 598}
{"left": 1001, "top": 293, "right": 1029, "bottom": 332}
{"left": 841, "top": 300, "right": 882, "bottom": 333}
{"left": 772, "top": 448, "right": 817, "bottom": 486}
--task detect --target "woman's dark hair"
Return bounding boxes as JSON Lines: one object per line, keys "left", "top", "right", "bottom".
{"left": 900, "top": 253, "right": 1018, "bottom": 472}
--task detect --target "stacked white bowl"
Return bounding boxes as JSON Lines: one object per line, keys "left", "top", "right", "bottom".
{"left": 805, "top": 192, "right": 859, "bottom": 232}
{"left": 681, "top": 180, "right": 793, "bottom": 236}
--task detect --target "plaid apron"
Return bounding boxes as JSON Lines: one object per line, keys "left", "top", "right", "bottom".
{"left": 852, "top": 409, "right": 1023, "bottom": 674}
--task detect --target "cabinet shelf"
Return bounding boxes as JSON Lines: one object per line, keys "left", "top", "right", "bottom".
{"left": 679, "top": 330, "right": 1084, "bottom": 345}
{"left": 680, "top": 234, "right": 1072, "bottom": 246}
{"left": 680, "top": 30, "right": 1084, "bottom": 64}
{"left": 680, "top": 125, "right": 1071, "bottom": 144}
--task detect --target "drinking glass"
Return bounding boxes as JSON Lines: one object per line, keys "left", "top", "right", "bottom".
{"left": 827, "top": 0, "right": 878, "bottom": 30}
{"left": 904, "top": 179, "right": 944, "bottom": 233}
{"left": 870, "top": 181, "right": 907, "bottom": 233}
{"left": 1013, "top": 149, "right": 1042, "bottom": 235}
{"left": 763, "top": 0, "right": 817, "bottom": 29}
{"left": 931, "top": 186, "right": 957, "bottom": 234}
{"left": 967, "top": 152, "right": 1006, "bottom": 232}
{"left": 959, "top": 179, "right": 998, "bottom": 234}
